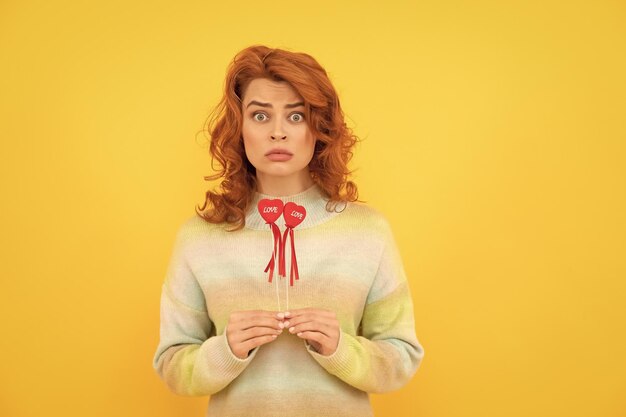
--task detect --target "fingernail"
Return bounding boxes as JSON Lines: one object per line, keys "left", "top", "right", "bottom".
{"left": 283, "top": 321, "right": 290, "bottom": 327}
{"left": 276, "top": 313, "right": 285, "bottom": 319}
{"left": 284, "top": 312, "right": 291, "bottom": 317}
{"left": 289, "top": 327, "right": 295, "bottom": 333}
{"left": 278, "top": 322, "right": 284, "bottom": 329}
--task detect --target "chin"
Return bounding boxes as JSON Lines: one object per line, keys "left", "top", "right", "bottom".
{"left": 258, "top": 164, "right": 308, "bottom": 178}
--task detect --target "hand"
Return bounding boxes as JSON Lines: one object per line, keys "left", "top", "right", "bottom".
{"left": 225, "top": 310, "right": 284, "bottom": 359}
{"left": 283, "top": 308, "right": 340, "bottom": 356}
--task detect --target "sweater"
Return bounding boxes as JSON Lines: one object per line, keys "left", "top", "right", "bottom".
{"left": 152, "top": 183, "right": 425, "bottom": 417}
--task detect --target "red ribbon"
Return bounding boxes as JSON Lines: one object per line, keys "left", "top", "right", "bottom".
{"left": 279, "top": 202, "right": 306, "bottom": 286}
{"left": 263, "top": 223, "right": 281, "bottom": 283}
{"left": 258, "top": 199, "right": 284, "bottom": 283}
{"left": 280, "top": 227, "right": 299, "bottom": 286}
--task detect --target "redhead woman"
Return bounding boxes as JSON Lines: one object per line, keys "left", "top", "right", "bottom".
{"left": 153, "top": 45, "right": 424, "bottom": 417}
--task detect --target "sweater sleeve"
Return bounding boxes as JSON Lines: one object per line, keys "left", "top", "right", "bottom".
{"left": 152, "top": 223, "right": 259, "bottom": 396}
{"left": 304, "top": 217, "right": 425, "bottom": 393}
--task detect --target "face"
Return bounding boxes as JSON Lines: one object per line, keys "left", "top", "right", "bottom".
{"left": 241, "top": 78, "right": 316, "bottom": 190}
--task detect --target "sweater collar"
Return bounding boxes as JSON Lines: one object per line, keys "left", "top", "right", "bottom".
{"left": 245, "top": 183, "right": 343, "bottom": 230}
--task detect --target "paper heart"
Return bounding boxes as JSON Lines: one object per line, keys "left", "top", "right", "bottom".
{"left": 258, "top": 199, "right": 284, "bottom": 224}
{"left": 283, "top": 202, "right": 306, "bottom": 228}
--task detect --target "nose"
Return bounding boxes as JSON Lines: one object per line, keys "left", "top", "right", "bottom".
{"left": 270, "top": 119, "right": 286, "bottom": 141}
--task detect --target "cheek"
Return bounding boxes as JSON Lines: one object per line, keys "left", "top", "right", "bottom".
{"left": 242, "top": 134, "right": 257, "bottom": 162}
{"left": 243, "top": 141, "right": 260, "bottom": 162}
{"left": 242, "top": 124, "right": 261, "bottom": 149}
{"left": 305, "top": 132, "right": 317, "bottom": 154}
{"left": 241, "top": 121, "right": 252, "bottom": 142}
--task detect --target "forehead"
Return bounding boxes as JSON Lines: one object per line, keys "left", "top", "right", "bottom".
{"left": 242, "top": 78, "right": 303, "bottom": 103}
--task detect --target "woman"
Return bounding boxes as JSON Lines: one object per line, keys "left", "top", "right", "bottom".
{"left": 153, "top": 45, "right": 424, "bottom": 417}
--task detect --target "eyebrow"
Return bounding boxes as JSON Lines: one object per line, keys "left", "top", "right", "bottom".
{"left": 245, "top": 100, "right": 305, "bottom": 109}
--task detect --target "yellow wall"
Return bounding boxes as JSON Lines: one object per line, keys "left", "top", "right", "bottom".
{"left": 1, "top": 0, "right": 624, "bottom": 416}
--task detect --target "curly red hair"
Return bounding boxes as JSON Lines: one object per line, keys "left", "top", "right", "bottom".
{"left": 196, "top": 45, "right": 360, "bottom": 231}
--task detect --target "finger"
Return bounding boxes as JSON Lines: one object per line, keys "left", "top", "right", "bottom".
{"left": 239, "top": 334, "right": 279, "bottom": 355}
{"left": 295, "top": 331, "right": 329, "bottom": 346}
{"left": 237, "top": 317, "right": 284, "bottom": 332}
{"left": 287, "top": 321, "right": 337, "bottom": 339}
{"left": 231, "top": 310, "right": 284, "bottom": 322}
{"left": 285, "top": 314, "right": 337, "bottom": 330}
{"left": 233, "top": 326, "right": 283, "bottom": 344}
{"left": 232, "top": 314, "right": 284, "bottom": 330}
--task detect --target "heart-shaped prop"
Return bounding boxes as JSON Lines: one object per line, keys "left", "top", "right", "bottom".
{"left": 258, "top": 199, "right": 284, "bottom": 224}
{"left": 283, "top": 202, "right": 306, "bottom": 228}
{"left": 279, "top": 202, "right": 307, "bottom": 285}
{"left": 258, "top": 199, "right": 285, "bottom": 283}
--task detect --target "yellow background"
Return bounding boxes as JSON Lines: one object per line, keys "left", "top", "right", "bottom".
{"left": 1, "top": 0, "right": 624, "bottom": 416}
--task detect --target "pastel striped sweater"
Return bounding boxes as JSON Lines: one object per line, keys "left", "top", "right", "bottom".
{"left": 153, "top": 183, "right": 424, "bottom": 416}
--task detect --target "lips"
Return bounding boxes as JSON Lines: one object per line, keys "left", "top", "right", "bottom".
{"left": 266, "top": 148, "right": 293, "bottom": 162}
{"left": 265, "top": 148, "right": 293, "bottom": 156}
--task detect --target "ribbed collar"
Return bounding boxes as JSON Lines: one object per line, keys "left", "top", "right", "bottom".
{"left": 245, "top": 183, "right": 344, "bottom": 230}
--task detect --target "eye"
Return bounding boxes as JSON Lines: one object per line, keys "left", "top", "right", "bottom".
{"left": 253, "top": 112, "right": 268, "bottom": 122}
{"left": 289, "top": 113, "right": 304, "bottom": 122}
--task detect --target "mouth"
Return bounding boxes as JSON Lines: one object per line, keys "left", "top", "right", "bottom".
{"left": 265, "top": 148, "right": 294, "bottom": 162}
{"left": 265, "top": 149, "right": 293, "bottom": 156}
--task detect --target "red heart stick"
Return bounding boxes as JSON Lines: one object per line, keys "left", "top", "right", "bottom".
{"left": 279, "top": 202, "right": 306, "bottom": 286}
{"left": 258, "top": 199, "right": 284, "bottom": 283}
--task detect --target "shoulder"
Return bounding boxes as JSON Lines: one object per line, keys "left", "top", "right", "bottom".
{"left": 171, "top": 213, "right": 230, "bottom": 248}
{"left": 337, "top": 200, "right": 394, "bottom": 238}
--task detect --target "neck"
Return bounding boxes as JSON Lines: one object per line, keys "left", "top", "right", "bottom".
{"left": 255, "top": 172, "right": 315, "bottom": 197}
